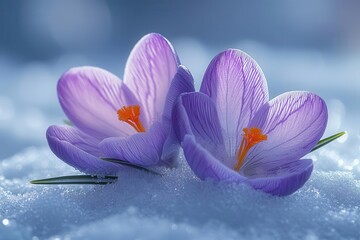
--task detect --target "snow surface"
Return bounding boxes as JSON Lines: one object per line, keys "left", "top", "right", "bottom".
{"left": 1, "top": 147, "right": 359, "bottom": 240}
{"left": 1, "top": 40, "right": 360, "bottom": 239}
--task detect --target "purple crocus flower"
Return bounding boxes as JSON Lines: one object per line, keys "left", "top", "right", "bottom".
{"left": 173, "top": 49, "right": 328, "bottom": 196}
{"left": 47, "top": 33, "right": 194, "bottom": 174}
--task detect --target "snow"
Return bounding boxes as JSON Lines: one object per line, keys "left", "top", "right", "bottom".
{"left": 1, "top": 41, "right": 359, "bottom": 239}
{"left": 1, "top": 147, "right": 360, "bottom": 239}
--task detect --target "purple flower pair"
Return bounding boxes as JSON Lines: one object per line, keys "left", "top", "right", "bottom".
{"left": 47, "top": 34, "right": 328, "bottom": 196}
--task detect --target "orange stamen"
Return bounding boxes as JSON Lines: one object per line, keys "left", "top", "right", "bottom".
{"left": 234, "top": 127, "right": 267, "bottom": 171}
{"left": 117, "top": 105, "right": 145, "bottom": 132}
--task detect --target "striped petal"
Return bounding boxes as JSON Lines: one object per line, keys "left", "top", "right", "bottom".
{"left": 46, "top": 125, "right": 119, "bottom": 174}
{"left": 241, "top": 91, "right": 327, "bottom": 175}
{"left": 200, "top": 49, "right": 269, "bottom": 157}
{"left": 162, "top": 65, "right": 195, "bottom": 121}
{"left": 58, "top": 67, "right": 139, "bottom": 140}
{"left": 173, "top": 92, "right": 227, "bottom": 163}
{"left": 182, "top": 135, "right": 245, "bottom": 181}
{"left": 99, "top": 122, "right": 169, "bottom": 167}
{"left": 124, "top": 33, "right": 180, "bottom": 124}
{"left": 246, "top": 159, "right": 313, "bottom": 196}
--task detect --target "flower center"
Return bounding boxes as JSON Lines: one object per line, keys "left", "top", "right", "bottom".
{"left": 117, "top": 105, "right": 145, "bottom": 132}
{"left": 234, "top": 127, "right": 267, "bottom": 171}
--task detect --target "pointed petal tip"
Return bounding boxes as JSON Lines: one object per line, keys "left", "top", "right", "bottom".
{"left": 141, "top": 32, "right": 168, "bottom": 41}
{"left": 177, "top": 64, "right": 191, "bottom": 73}
{"left": 177, "top": 65, "right": 195, "bottom": 85}
{"left": 175, "top": 65, "right": 195, "bottom": 86}
{"left": 124, "top": 33, "right": 180, "bottom": 123}
{"left": 209, "top": 48, "right": 265, "bottom": 72}
{"left": 130, "top": 33, "right": 180, "bottom": 65}
{"left": 162, "top": 64, "right": 195, "bottom": 121}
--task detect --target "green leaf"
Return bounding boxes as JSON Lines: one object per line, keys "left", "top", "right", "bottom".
{"left": 310, "top": 131, "right": 346, "bottom": 152}
{"left": 30, "top": 175, "right": 117, "bottom": 185}
{"left": 101, "top": 158, "right": 162, "bottom": 176}
{"left": 63, "top": 119, "right": 73, "bottom": 126}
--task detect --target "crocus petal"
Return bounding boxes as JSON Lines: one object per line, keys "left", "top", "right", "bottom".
{"left": 162, "top": 65, "right": 195, "bottom": 121}
{"left": 242, "top": 91, "right": 327, "bottom": 174}
{"left": 124, "top": 33, "right": 180, "bottom": 124}
{"left": 58, "top": 66, "right": 139, "bottom": 140}
{"left": 160, "top": 64, "right": 198, "bottom": 167}
{"left": 46, "top": 125, "right": 120, "bottom": 174}
{"left": 99, "top": 122, "right": 168, "bottom": 167}
{"left": 182, "top": 135, "right": 245, "bottom": 181}
{"left": 246, "top": 159, "right": 313, "bottom": 196}
{"left": 173, "top": 92, "right": 227, "bottom": 163}
{"left": 200, "top": 49, "right": 269, "bottom": 157}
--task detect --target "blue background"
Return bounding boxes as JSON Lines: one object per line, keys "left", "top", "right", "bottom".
{"left": 0, "top": 0, "right": 359, "bottom": 159}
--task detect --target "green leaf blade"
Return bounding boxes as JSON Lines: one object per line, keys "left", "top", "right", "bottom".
{"left": 30, "top": 175, "right": 117, "bottom": 185}
{"left": 310, "top": 131, "right": 346, "bottom": 153}
{"left": 63, "top": 119, "right": 73, "bottom": 126}
{"left": 101, "top": 158, "right": 162, "bottom": 176}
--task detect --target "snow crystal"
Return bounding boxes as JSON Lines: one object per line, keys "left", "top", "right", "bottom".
{"left": 1, "top": 146, "right": 359, "bottom": 240}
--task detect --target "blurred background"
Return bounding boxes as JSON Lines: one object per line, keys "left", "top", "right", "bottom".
{"left": 0, "top": 0, "right": 359, "bottom": 163}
